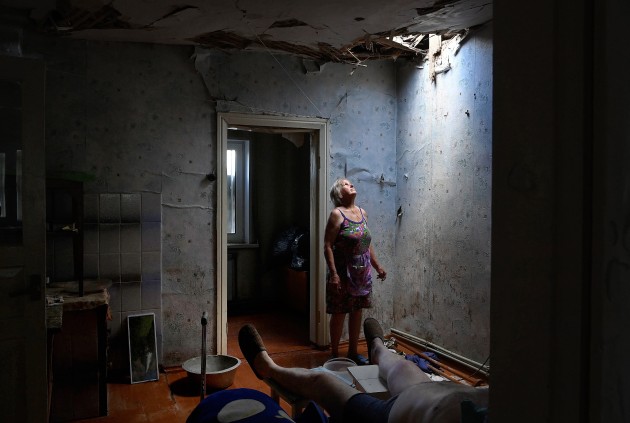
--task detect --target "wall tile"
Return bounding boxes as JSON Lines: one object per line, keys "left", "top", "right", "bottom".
{"left": 99, "top": 193, "right": 120, "bottom": 223}
{"left": 141, "top": 222, "right": 161, "bottom": 253}
{"left": 83, "top": 223, "right": 99, "bottom": 254}
{"left": 99, "top": 252, "right": 120, "bottom": 282}
{"left": 121, "top": 281, "right": 142, "bottom": 312}
{"left": 121, "top": 193, "right": 141, "bottom": 222}
{"left": 120, "top": 223, "right": 141, "bottom": 253}
{"left": 121, "top": 253, "right": 141, "bottom": 282}
{"left": 141, "top": 251, "right": 161, "bottom": 281}
{"left": 141, "top": 279, "right": 162, "bottom": 310}
{"left": 99, "top": 223, "right": 120, "bottom": 254}
{"left": 141, "top": 192, "right": 161, "bottom": 222}
{"left": 108, "top": 282, "right": 122, "bottom": 312}
{"left": 83, "top": 253, "right": 99, "bottom": 279}
{"left": 83, "top": 193, "right": 99, "bottom": 223}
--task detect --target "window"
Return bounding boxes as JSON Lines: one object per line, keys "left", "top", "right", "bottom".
{"left": 226, "top": 139, "right": 250, "bottom": 244}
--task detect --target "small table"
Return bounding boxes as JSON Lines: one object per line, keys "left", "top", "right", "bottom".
{"left": 48, "top": 283, "right": 111, "bottom": 421}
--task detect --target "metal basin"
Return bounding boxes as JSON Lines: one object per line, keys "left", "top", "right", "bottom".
{"left": 182, "top": 354, "right": 241, "bottom": 390}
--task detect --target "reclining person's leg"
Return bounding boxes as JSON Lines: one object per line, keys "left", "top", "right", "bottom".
{"left": 265, "top": 353, "right": 357, "bottom": 419}
{"left": 239, "top": 324, "right": 358, "bottom": 420}
{"left": 364, "top": 318, "right": 432, "bottom": 396}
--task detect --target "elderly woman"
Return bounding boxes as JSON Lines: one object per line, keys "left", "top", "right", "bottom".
{"left": 324, "top": 178, "right": 386, "bottom": 363}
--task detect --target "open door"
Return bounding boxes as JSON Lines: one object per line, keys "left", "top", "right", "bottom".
{"left": 216, "top": 113, "right": 329, "bottom": 354}
{"left": 0, "top": 56, "right": 47, "bottom": 422}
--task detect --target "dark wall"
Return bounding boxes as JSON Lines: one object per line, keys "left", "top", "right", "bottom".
{"left": 491, "top": 0, "right": 630, "bottom": 420}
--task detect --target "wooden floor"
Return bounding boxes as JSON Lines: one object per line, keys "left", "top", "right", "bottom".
{"left": 76, "top": 310, "right": 367, "bottom": 422}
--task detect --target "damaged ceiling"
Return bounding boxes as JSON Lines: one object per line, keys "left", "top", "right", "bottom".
{"left": 4, "top": 0, "right": 492, "bottom": 64}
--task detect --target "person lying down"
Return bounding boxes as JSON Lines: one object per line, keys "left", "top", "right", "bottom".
{"left": 234, "top": 318, "right": 489, "bottom": 423}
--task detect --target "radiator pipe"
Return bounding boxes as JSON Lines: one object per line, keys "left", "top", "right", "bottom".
{"left": 390, "top": 328, "right": 490, "bottom": 377}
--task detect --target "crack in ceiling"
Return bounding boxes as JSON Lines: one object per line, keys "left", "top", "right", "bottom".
{"left": 24, "top": 0, "right": 492, "bottom": 64}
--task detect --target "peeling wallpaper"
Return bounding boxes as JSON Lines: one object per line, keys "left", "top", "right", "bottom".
{"left": 27, "top": 24, "right": 491, "bottom": 369}
{"left": 36, "top": 37, "right": 217, "bottom": 367}
{"left": 193, "top": 49, "right": 399, "bottom": 331}
{"left": 395, "top": 27, "right": 492, "bottom": 363}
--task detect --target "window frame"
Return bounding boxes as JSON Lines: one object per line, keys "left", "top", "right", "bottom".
{"left": 226, "top": 138, "right": 251, "bottom": 245}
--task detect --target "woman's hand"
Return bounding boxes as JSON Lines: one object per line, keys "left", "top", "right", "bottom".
{"left": 376, "top": 267, "right": 387, "bottom": 281}
{"left": 369, "top": 245, "right": 386, "bottom": 281}
{"left": 328, "top": 273, "right": 341, "bottom": 290}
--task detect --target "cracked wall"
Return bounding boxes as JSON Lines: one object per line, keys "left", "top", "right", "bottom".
{"left": 30, "top": 35, "right": 399, "bottom": 366}
{"left": 394, "top": 25, "right": 492, "bottom": 363}
{"left": 30, "top": 36, "right": 216, "bottom": 369}
{"left": 23, "top": 24, "right": 491, "bottom": 369}
{"left": 193, "top": 48, "right": 399, "bottom": 330}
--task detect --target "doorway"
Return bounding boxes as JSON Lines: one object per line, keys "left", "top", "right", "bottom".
{"left": 216, "top": 113, "right": 329, "bottom": 355}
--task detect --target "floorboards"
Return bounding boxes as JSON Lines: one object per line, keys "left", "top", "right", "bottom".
{"left": 71, "top": 310, "right": 366, "bottom": 422}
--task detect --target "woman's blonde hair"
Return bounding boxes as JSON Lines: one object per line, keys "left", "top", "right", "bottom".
{"left": 329, "top": 178, "right": 349, "bottom": 207}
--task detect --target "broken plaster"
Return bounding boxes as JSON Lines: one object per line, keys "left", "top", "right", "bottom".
{"left": 427, "top": 33, "right": 464, "bottom": 82}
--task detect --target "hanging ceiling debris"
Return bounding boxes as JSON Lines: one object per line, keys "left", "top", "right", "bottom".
{"left": 190, "top": 29, "right": 436, "bottom": 64}
{"left": 17, "top": 0, "right": 492, "bottom": 64}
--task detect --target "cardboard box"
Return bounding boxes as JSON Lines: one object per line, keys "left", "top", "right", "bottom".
{"left": 347, "top": 365, "right": 390, "bottom": 399}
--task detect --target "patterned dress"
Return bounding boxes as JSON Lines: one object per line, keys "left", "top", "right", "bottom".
{"left": 326, "top": 207, "right": 373, "bottom": 314}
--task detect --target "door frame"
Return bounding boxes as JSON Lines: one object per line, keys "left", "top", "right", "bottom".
{"left": 216, "top": 112, "right": 329, "bottom": 353}
{"left": 0, "top": 55, "right": 47, "bottom": 422}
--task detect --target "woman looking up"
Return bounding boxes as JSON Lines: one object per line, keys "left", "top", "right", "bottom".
{"left": 323, "top": 178, "right": 387, "bottom": 364}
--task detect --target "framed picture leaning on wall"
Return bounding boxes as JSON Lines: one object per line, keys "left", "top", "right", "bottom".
{"left": 127, "top": 312, "right": 159, "bottom": 383}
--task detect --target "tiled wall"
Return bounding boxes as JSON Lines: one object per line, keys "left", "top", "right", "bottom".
{"left": 83, "top": 192, "right": 162, "bottom": 375}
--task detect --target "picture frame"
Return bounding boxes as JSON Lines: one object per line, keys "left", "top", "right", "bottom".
{"left": 127, "top": 312, "right": 159, "bottom": 384}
